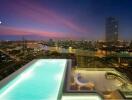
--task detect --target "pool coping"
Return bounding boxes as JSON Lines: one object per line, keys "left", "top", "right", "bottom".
{"left": 57, "top": 59, "right": 71, "bottom": 100}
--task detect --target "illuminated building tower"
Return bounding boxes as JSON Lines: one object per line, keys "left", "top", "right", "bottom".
{"left": 105, "top": 17, "right": 118, "bottom": 42}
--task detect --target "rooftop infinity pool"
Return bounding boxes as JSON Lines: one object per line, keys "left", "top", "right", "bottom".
{"left": 0, "top": 59, "right": 67, "bottom": 100}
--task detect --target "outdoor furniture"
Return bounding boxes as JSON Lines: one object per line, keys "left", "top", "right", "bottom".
{"left": 74, "top": 73, "right": 95, "bottom": 90}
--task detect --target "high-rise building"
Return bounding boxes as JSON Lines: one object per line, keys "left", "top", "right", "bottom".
{"left": 105, "top": 17, "right": 118, "bottom": 42}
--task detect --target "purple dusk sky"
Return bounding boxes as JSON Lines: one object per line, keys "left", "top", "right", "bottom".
{"left": 0, "top": 0, "right": 132, "bottom": 40}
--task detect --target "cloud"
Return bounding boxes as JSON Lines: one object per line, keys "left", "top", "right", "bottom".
{"left": 6, "top": 0, "right": 89, "bottom": 34}
{"left": 0, "top": 25, "right": 69, "bottom": 38}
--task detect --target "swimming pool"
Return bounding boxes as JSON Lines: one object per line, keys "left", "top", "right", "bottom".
{"left": 0, "top": 59, "right": 67, "bottom": 100}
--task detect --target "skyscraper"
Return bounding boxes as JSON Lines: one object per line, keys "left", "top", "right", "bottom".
{"left": 105, "top": 17, "right": 118, "bottom": 42}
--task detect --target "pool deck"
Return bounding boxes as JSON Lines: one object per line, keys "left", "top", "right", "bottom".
{"left": 64, "top": 67, "right": 132, "bottom": 99}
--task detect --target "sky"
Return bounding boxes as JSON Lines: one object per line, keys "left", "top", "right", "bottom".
{"left": 0, "top": 0, "right": 132, "bottom": 40}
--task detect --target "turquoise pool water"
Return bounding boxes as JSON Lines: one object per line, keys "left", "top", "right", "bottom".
{"left": 0, "top": 59, "right": 67, "bottom": 100}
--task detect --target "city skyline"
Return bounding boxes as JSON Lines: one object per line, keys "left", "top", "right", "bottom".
{"left": 0, "top": 0, "right": 132, "bottom": 40}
